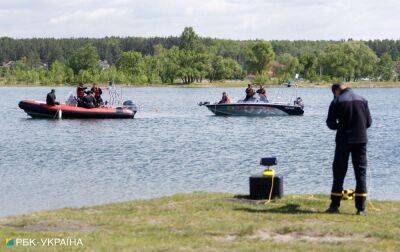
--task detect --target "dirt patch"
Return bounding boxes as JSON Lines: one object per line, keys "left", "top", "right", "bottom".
{"left": 248, "top": 229, "right": 372, "bottom": 243}
{"left": 166, "top": 201, "right": 179, "bottom": 209}
{"left": 148, "top": 217, "right": 169, "bottom": 225}
{"left": 114, "top": 216, "right": 141, "bottom": 225}
{"left": 215, "top": 235, "right": 237, "bottom": 242}
{"left": 7, "top": 220, "right": 96, "bottom": 232}
{"left": 170, "top": 228, "right": 185, "bottom": 235}
{"left": 82, "top": 208, "right": 102, "bottom": 215}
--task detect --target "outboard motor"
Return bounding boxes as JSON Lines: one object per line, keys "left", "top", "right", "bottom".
{"left": 198, "top": 101, "right": 210, "bottom": 106}
{"left": 123, "top": 100, "right": 138, "bottom": 112}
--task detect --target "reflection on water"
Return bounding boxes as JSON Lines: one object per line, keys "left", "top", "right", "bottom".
{"left": 0, "top": 87, "right": 399, "bottom": 217}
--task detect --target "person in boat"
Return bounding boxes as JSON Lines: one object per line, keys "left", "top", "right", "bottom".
{"left": 256, "top": 85, "right": 266, "bottom": 95}
{"left": 244, "top": 84, "right": 255, "bottom": 101}
{"left": 91, "top": 83, "right": 103, "bottom": 107}
{"left": 325, "top": 83, "right": 372, "bottom": 215}
{"left": 81, "top": 91, "right": 96, "bottom": 109}
{"left": 76, "top": 82, "right": 87, "bottom": 106}
{"left": 46, "top": 89, "right": 59, "bottom": 106}
{"left": 218, "top": 92, "right": 232, "bottom": 104}
{"left": 256, "top": 85, "right": 268, "bottom": 102}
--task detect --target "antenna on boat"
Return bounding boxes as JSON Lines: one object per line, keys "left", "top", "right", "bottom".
{"left": 107, "top": 79, "right": 124, "bottom": 107}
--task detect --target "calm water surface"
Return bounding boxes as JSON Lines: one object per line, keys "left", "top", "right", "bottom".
{"left": 0, "top": 87, "right": 399, "bottom": 217}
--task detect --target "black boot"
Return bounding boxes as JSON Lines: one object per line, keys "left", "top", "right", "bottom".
{"left": 355, "top": 193, "right": 367, "bottom": 215}
{"left": 326, "top": 194, "right": 341, "bottom": 214}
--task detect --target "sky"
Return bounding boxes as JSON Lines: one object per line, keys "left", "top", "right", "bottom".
{"left": 0, "top": 0, "right": 399, "bottom": 40}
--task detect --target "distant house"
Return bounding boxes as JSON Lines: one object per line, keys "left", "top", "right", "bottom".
{"left": 98, "top": 60, "right": 110, "bottom": 70}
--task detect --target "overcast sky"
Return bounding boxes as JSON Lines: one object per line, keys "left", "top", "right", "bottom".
{"left": 0, "top": 0, "right": 399, "bottom": 40}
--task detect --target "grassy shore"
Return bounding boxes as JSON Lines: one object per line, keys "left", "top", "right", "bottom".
{"left": 1, "top": 80, "right": 400, "bottom": 88}
{"left": 1, "top": 193, "right": 399, "bottom": 251}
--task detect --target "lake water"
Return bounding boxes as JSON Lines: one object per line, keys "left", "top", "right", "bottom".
{"left": 0, "top": 86, "right": 399, "bottom": 217}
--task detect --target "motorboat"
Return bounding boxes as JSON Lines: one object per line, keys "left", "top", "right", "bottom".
{"left": 19, "top": 100, "right": 137, "bottom": 119}
{"left": 199, "top": 96, "right": 304, "bottom": 116}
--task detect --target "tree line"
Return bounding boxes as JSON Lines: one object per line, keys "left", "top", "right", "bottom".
{"left": 1, "top": 27, "right": 399, "bottom": 85}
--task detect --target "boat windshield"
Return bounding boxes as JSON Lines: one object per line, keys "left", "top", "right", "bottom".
{"left": 237, "top": 94, "right": 269, "bottom": 104}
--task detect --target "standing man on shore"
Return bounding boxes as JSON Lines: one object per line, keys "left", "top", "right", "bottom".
{"left": 325, "top": 83, "right": 372, "bottom": 215}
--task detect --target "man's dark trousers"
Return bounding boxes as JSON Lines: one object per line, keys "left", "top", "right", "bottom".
{"left": 331, "top": 142, "right": 367, "bottom": 211}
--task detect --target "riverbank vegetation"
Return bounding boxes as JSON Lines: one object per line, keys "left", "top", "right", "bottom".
{"left": 1, "top": 193, "right": 399, "bottom": 251}
{"left": 1, "top": 27, "right": 400, "bottom": 86}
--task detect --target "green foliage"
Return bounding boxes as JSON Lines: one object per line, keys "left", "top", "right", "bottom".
{"left": 144, "top": 55, "right": 162, "bottom": 84}
{"left": 208, "top": 55, "right": 244, "bottom": 82}
{"left": 319, "top": 44, "right": 355, "bottom": 81}
{"left": 298, "top": 52, "right": 318, "bottom": 80}
{"left": 252, "top": 72, "right": 271, "bottom": 85}
{"left": 246, "top": 41, "right": 275, "bottom": 74}
{"left": 275, "top": 53, "right": 300, "bottom": 82}
{"left": 179, "top": 27, "right": 201, "bottom": 51}
{"left": 116, "top": 51, "right": 145, "bottom": 75}
{"left": 175, "top": 28, "right": 211, "bottom": 84}
{"left": 116, "top": 51, "right": 149, "bottom": 83}
{"left": 156, "top": 45, "right": 180, "bottom": 84}
{"left": 26, "top": 51, "right": 42, "bottom": 68}
{"left": 68, "top": 44, "right": 100, "bottom": 75}
{"left": 351, "top": 42, "right": 378, "bottom": 80}
{"left": 396, "top": 60, "right": 400, "bottom": 81}
{"left": 1, "top": 28, "right": 400, "bottom": 85}
{"left": 376, "top": 53, "right": 395, "bottom": 81}
{"left": 177, "top": 50, "right": 210, "bottom": 84}
{"left": 318, "top": 42, "right": 377, "bottom": 81}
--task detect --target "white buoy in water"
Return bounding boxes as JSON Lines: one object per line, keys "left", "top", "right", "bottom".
{"left": 58, "top": 109, "right": 62, "bottom": 119}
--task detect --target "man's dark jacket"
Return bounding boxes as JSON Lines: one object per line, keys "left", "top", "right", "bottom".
{"left": 46, "top": 92, "right": 56, "bottom": 106}
{"left": 82, "top": 94, "right": 96, "bottom": 108}
{"left": 326, "top": 88, "right": 372, "bottom": 143}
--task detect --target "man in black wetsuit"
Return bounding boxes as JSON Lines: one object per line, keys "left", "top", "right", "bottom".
{"left": 244, "top": 84, "right": 255, "bottom": 101}
{"left": 46, "top": 89, "right": 59, "bottom": 106}
{"left": 325, "top": 83, "right": 372, "bottom": 215}
{"left": 82, "top": 91, "right": 96, "bottom": 109}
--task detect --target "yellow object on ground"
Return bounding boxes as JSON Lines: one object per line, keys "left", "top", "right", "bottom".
{"left": 262, "top": 169, "right": 275, "bottom": 177}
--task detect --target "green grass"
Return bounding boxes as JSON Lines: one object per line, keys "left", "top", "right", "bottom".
{"left": 1, "top": 193, "right": 399, "bottom": 251}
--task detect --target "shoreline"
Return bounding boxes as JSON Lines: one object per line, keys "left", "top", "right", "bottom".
{"left": 1, "top": 81, "right": 400, "bottom": 88}
{"left": 1, "top": 192, "right": 399, "bottom": 250}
